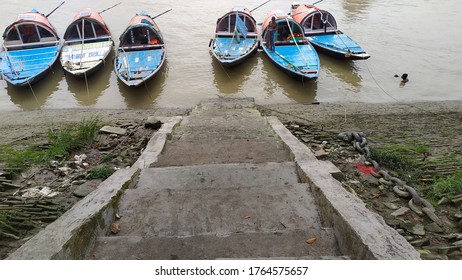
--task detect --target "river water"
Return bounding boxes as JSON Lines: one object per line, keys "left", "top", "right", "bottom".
{"left": 0, "top": 0, "right": 461, "bottom": 111}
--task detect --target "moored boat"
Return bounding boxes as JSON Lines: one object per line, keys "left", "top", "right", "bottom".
{"left": 261, "top": 10, "right": 320, "bottom": 80}
{"left": 60, "top": 8, "right": 114, "bottom": 78}
{"left": 291, "top": 2, "right": 370, "bottom": 60}
{"left": 0, "top": 9, "right": 61, "bottom": 86}
{"left": 114, "top": 11, "right": 168, "bottom": 87}
{"left": 210, "top": 6, "right": 259, "bottom": 67}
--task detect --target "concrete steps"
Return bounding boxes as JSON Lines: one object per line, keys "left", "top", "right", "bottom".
{"left": 153, "top": 98, "right": 291, "bottom": 167}
{"left": 94, "top": 229, "right": 339, "bottom": 260}
{"left": 92, "top": 162, "right": 343, "bottom": 259}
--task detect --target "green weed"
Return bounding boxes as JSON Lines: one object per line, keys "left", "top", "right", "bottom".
{"left": 88, "top": 165, "right": 115, "bottom": 180}
{"left": 0, "top": 117, "right": 100, "bottom": 176}
{"left": 370, "top": 143, "right": 427, "bottom": 184}
{"left": 430, "top": 170, "right": 462, "bottom": 199}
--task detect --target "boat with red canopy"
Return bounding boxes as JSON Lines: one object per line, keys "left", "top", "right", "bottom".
{"left": 261, "top": 10, "right": 320, "bottom": 80}
{"left": 114, "top": 10, "right": 168, "bottom": 87}
{"left": 60, "top": 8, "right": 114, "bottom": 78}
{"left": 0, "top": 8, "right": 61, "bottom": 86}
{"left": 210, "top": 6, "right": 259, "bottom": 67}
{"left": 291, "top": 2, "right": 370, "bottom": 60}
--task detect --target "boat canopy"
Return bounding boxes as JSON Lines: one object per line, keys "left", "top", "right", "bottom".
{"left": 262, "top": 10, "right": 305, "bottom": 42}
{"left": 119, "top": 13, "right": 163, "bottom": 47}
{"left": 215, "top": 6, "right": 257, "bottom": 34}
{"left": 2, "top": 11, "right": 58, "bottom": 48}
{"left": 63, "top": 9, "right": 111, "bottom": 41}
{"left": 291, "top": 4, "right": 337, "bottom": 34}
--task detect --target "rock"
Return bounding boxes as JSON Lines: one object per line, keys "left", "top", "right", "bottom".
{"left": 410, "top": 238, "right": 430, "bottom": 247}
{"left": 145, "top": 117, "right": 162, "bottom": 129}
{"left": 314, "top": 149, "right": 329, "bottom": 159}
{"left": 424, "top": 222, "right": 444, "bottom": 233}
{"left": 391, "top": 207, "right": 410, "bottom": 217}
{"left": 383, "top": 202, "right": 400, "bottom": 210}
{"left": 452, "top": 240, "right": 462, "bottom": 246}
{"left": 411, "top": 224, "right": 426, "bottom": 236}
{"left": 99, "top": 126, "right": 126, "bottom": 136}
{"left": 437, "top": 197, "right": 450, "bottom": 205}
{"left": 73, "top": 180, "right": 100, "bottom": 198}
{"left": 454, "top": 212, "right": 462, "bottom": 220}
{"left": 399, "top": 220, "right": 414, "bottom": 232}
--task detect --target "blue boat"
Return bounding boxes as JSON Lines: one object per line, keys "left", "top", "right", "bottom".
{"left": 261, "top": 10, "right": 320, "bottom": 80}
{"left": 291, "top": 3, "right": 370, "bottom": 60}
{"left": 114, "top": 11, "right": 168, "bottom": 87}
{"left": 210, "top": 6, "right": 259, "bottom": 67}
{"left": 0, "top": 10, "right": 61, "bottom": 86}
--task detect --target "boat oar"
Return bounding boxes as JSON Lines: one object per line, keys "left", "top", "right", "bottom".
{"left": 151, "top": 9, "right": 172, "bottom": 20}
{"left": 250, "top": 0, "right": 271, "bottom": 12}
{"left": 46, "top": 1, "right": 65, "bottom": 17}
{"left": 99, "top": 2, "right": 122, "bottom": 14}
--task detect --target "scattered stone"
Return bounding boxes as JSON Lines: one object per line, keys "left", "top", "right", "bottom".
{"left": 399, "top": 220, "right": 414, "bottom": 232}
{"left": 437, "top": 197, "right": 450, "bottom": 205}
{"left": 73, "top": 180, "right": 100, "bottom": 198}
{"left": 424, "top": 222, "right": 444, "bottom": 233}
{"left": 314, "top": 149, "right": 329, "bottom": 159}
{"left": 454, "top": 212, "right": 462, "bottom": 220}
{"left": 383, "top": 202, "right": 400, "bottom": 210}
{"left": 411, "top": 224, "right": 426, "bottom": 236}
{"left": 144, "top": 117, "right": 162, "bottom": 129}
{"left": 391, "top": 207, "right": 409, "bottom": 217}
{"left": 99, "top": 126, "right": 126, "bottom": 135}
{"left": 410, "top": 238, "right": 430, "bottom": 247}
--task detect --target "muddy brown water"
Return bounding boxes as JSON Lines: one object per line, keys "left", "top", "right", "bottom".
{"left": 0, "top": 0, "right": 461, "bottom": 111}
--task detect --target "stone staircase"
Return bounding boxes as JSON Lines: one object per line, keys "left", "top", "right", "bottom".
{"left": 91, "top": 98, "right": 344, "bottom": 259}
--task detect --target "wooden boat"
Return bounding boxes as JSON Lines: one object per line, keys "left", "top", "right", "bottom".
{"left": 210, "top": 6, "right": 259, "bottom": 67}
{"left": 60, "top": 9, "right": 113, "bottom": 78}
{"left": 291, "top": 3, "right": 370, "bottom": 60}
{"left": 114, "top": 11, "right": 166, "bottom": 87}
{"left": 261, "top": 10, "right": 320, "bottom": 80}
{"left": 0, "top": 9, "right": 61, "bottom": 86}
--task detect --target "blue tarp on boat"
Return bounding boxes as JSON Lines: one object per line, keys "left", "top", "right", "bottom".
{"left": 213, "top": 37, "right": 256, "bottom": 61}
{"left": 310, "top": 33, "right": 366, "bottom": 54}
{"left": 115, "top": 48, "right": 164, "bottom": 86}
{"left": 0, "top": 45, "right": 60, "bottom": 85}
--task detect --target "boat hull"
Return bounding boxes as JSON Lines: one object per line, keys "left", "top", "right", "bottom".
{"left": 60, "top": 41, "right": 113, "bottom": 78}
{"left": 211, "top": 37, "right": 258, "bottom": 67}
{"left": 114, "top": 47, "right": 165, "bottom": 87}
{"left": 260, "top": 10, "right": 320, "bottom": 81}
{"left": 0, "top": 45, "right": 60, "bottom": 86}
{"left": 212, "top": 6, "right": 259, "bottom": 68}
{"left": 0, "top": 11, "right": 61, "bottom": 86}
{"left": 308, "top": 33, "right": 370, "bottom": 60}
{"left": 262, "top": 43, "right": 319, "bottom": 80}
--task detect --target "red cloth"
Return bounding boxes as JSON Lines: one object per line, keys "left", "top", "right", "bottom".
{"left": 354, "top": 163, "right": 378, "bottom": 176}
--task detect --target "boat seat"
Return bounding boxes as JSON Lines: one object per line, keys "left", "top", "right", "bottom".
{"left": 275, "top": 40, "right": 306, "bottom": 45}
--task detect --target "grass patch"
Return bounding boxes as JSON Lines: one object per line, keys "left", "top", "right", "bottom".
{"left": 429, "top": 170, "right": 462, "bottom": 200}
{"left": 370, "top": 143, "right": 428, "bottom": 184}
{"left": 88, "top": 165, "right": 114, "bottom": 180}
{"left": 0, "top": 117, "right": 100, "bottom": 176}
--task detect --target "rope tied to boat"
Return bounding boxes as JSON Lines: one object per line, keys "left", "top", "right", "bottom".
{"left": 337, "top": 131, "right": 443, "bottom": 226}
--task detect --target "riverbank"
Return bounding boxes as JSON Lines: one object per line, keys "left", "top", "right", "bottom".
{"left": 1, "top": 100, "right": 461, "bottom": 259}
